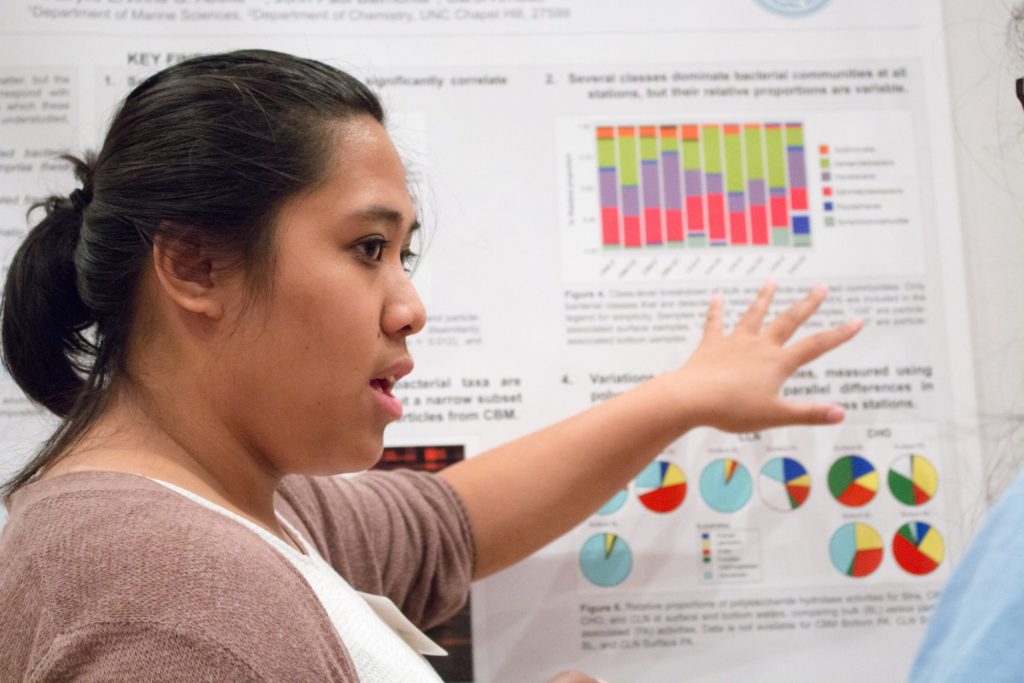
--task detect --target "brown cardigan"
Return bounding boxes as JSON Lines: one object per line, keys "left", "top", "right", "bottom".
{"left": 0, "top": 469, "right": 475, "bottom": 681}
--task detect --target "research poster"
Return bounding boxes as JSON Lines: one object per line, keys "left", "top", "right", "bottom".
{"left": 0, "top": 2, "right": 981, "bottom": 681}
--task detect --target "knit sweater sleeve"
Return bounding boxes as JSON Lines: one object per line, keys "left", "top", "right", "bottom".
{"left": 28, "top": 621, "right": 262, "bottom": 682}
{"left": 1, "top": 473, "right": 362, "bottom": 681}
{"left": 276, "top": 470, "right": 476, "bottom": 630}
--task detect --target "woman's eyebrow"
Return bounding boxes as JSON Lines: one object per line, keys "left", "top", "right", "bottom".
{"left": 349, "top": 206, "right": 420, "bottom": 235}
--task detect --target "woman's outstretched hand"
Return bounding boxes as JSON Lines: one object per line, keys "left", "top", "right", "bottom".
{"left": 442, "top": 281, "right": 861, "bottom": 580}
{"left": 669, "top": 281, "right": 862, "bottom": 433}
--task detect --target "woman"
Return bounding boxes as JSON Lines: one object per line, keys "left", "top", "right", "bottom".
{"left": 0, "top": 50, "right": 860, "bottom": 680}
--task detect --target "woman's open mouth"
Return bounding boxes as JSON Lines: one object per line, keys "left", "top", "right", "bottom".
{"left": 369, "top": 375, "right": 402, "bottom": 419}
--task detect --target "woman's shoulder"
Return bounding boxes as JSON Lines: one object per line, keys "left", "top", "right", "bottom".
{"left": 0, "top": 470, "right": 351, "bottom": 679}
{"left": 6, "top": 469, "right": 265, "bottom": 555}
{"left": 908, "top": 467, "right": 1024, "bottom": 681}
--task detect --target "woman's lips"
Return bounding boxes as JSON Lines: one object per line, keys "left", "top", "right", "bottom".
{"left": 369, "top": 359, "right": 412, "bottom": 420}
{"left": 369, "top": 375, "right": 402, "bottom": 419}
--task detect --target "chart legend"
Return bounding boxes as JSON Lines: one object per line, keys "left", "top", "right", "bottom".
{"left": 698, "top": 528, "right": 763, "bottom": 584}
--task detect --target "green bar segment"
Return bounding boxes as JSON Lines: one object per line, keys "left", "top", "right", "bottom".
{"left": 618, "top": 128, "right": 638, "bottom": 186}
{"left": 744, "top": 125, "right": 764, "bottom": 180}
{"left": 724, "top": 125, "right": 744, "bottom": 193}
{"left": 640, "top": 128, "right": 658, "bottom": 161}
{"left": 682, "top": 126, "right": 701, "bottom": 171}
{"left": 785, "top": 123, "right": 804, "bottom": 147}
{"left": 702, "top": 125, "right": 722, "bottom": 174}
{"left": 659, "top": 127, "right": 678, "bottom": 152}
{"left": 765, "top": 125, "right": 786, "bottom": 188}
{"left": 597, "top": 137, "right": 616, "bottom": 168}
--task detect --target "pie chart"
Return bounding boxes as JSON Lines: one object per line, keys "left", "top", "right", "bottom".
{"left": 828, "top": 455, "right": 878, "bottom": 507}
{"left": 893, "top": 522, "right": 944, "bottom": 575}
{"left": 635, "top": 460, "right": 687, "bottom": 513}
{"left": 579, "top": 533, "right": 633, "bottom": 587}
{"left": 699, "top": 459, "right": 752, "bottom": 513}
{"left": 596, "top": 489, "right": 628, "bottom": 515}
{"left": 830, "top": 522, "right": 883, "bottom": 578}
{"left": 759, "top": 457, "right": 811, "bottom": 511}
{"left": 888, "top": 455, "right": 938, "bottom": 506}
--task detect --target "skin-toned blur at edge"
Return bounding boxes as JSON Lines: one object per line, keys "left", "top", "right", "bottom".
{"left": 0, "top": 50, "right": 861, "bottom": 682}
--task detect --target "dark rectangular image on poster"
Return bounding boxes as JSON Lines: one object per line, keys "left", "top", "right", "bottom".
{"left": 375, "top": 445, "right": 473, "bottom": 683}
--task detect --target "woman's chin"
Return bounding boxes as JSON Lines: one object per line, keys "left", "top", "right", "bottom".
{"left": 310, "top": 440, "right": 386, "bottom": 475}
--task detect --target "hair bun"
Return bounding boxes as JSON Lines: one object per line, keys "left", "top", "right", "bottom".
{"left": 69, "top": 188, "right": 92, "bottom": 212}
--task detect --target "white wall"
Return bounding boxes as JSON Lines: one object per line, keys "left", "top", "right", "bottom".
{"left": 945, "top": 0, "right": 1024, "bottom": 498}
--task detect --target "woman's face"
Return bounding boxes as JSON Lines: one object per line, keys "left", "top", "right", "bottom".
{"left": 212, "top": 117, "right": 425, "bottom": 475}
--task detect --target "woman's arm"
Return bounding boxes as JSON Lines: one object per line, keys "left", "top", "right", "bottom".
{"left": 440, "top": 283, "right": 862, "bottom": 579}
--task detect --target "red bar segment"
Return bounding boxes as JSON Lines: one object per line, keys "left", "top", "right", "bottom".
{"left": 601, "top": 208, "right": 621, "bottom": 245}
{"left": 708, "top": 194, "right": 726, "bottom": 242}
{"left": 791, "top": 188, "right": 809, "bottom": 211}
{"left": 750, "top": 206, "right": 768, "bottom": 244}
{"left": 729, "top": 211, "right": 748, "bottom": 245}
{"left": 623, "top": 215, "right": 641, "bottom": 247}
{"left": 666, "top": 209, "right": 684, "bottom": 242}
{"left": 644, "top": 208, "right": 663, "bottom": 245}
{"left": 770, "top": 196, "right": 788, "bottom": 227}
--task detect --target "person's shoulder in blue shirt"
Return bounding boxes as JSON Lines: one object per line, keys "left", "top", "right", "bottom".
{"left": 910, "top": 467, "right": 1024, "bottom": 682}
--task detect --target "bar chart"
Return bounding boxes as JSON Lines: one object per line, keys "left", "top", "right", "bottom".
{"left": 559, "top": 110, "right": 925, "bottom": 282}
{"left": 597, "top": 122, "right": 811, "bottom": 249}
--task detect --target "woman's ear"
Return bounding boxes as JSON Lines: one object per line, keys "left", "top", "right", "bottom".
{"left": 151, "top": 229, "right": 226, "bottom": 320}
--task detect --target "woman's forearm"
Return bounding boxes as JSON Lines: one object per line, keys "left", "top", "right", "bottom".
{"left": 441, "top": 284, "right": 862, "bottom": 580}
{"left": 440, "top": 371, "right": 698, "bottom": 579}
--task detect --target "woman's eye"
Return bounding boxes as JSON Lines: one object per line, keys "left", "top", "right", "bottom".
{"left": 356, "top": 238, "right": 389, "bottom": 262}
{"left": 401, "top": 249, "right": 419, "bottom": 274}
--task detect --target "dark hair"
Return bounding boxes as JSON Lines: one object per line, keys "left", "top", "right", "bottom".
{"left": 1, "top": 49, "right": 384, "bottom": 498}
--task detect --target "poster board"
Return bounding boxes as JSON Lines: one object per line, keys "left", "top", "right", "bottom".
{"left": 0, "top": 1, "right": 1002, "bottom": 680}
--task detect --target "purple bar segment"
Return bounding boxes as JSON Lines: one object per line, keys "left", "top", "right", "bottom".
{"left": 662, "top": 152, "right": 682, "bottom": 209}
{"left": 727, "top": 193, "right": 745, "bottom": 213}
{"left": 599, "top": 168, "right": 618, "bottom": 207}
{"left": 622, "top": 186, "right": 640, "bottom": 216}
{"left": 748, "top": 180, "right": 766, "bottom": 205}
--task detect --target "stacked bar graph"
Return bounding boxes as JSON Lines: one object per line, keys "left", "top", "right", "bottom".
{"left": 596, "top": 122, "right": 811, "bottom": 249}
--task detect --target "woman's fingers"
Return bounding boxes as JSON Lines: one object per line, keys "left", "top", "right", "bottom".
{"left": 736, "top": 280, "right": 777, "bottom": 333}
{"left": 765, "top": 283, "right": 829, "bottom": 343}
{"left": 703, "top": 295, "right": 725, "bottom": 339}
{"left": 778, "top": 401, "right": 847, "bottom": 426}
{"left": 785, "top": 318, "right": 863, "bottom": 368}
{"left": 546, "top": 672, "right": 606, "bottom": 683}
